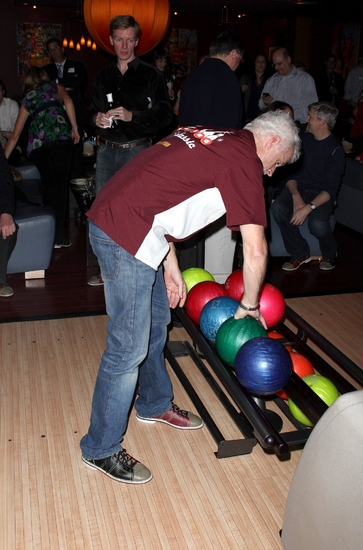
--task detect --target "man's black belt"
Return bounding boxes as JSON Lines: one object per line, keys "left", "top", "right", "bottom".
{"left": 99, "top": 137, "right": 150, "bottom": 150}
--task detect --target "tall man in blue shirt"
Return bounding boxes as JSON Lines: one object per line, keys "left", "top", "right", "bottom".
{"left": 271, "top": 101, "right": 345, "bottom": 271}
{"left": 87, "top": 15, "right": 173, "bottom": 285}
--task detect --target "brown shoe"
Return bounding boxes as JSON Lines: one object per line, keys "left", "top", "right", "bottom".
{"left": 282, "top": 254, "right": 311, "bottom": 272}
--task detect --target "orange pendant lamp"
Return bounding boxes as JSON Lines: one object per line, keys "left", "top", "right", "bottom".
{"left": 83, "top": 0, "right": 170, "bottom": 56}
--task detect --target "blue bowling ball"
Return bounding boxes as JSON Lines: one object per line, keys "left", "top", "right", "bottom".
{"left": 234, "top": 336, "right": 292, "bottom": 396}
{"left": 199, "top": 296, "right": 239, "bottom": 341}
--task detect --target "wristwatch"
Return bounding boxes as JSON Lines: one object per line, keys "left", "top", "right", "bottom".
{"left": 309, "top": 203, "right": 316, "bottom": 210}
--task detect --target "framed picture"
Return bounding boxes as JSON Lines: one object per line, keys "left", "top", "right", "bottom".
{"left": 161, "top": 28, "right": 197, "bottom": 81}
{"left": 332, "top": 22, "right": 361, "bottom": 79}
{"left": 17, "top": 22, "right": 62, "bottom": 79}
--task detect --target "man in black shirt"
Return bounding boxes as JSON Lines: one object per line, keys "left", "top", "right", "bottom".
{"left": 315, "top": 54, "right": 344, "bottom": 107}
{"left": 87, "top": 15, "right": 173, "bottom": 286}
{"left": 177, "top": 32, "right": 244, "bottom": 282}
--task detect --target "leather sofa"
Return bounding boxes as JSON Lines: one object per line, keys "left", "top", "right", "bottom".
{"left": 7, "top": 164, "right": 56, "bottom": 278}
{"left": 335, "top": 156, "right": 363, "bottom": 234}
{"left": 267, "top": 209, "right": 336, "bottom": 257}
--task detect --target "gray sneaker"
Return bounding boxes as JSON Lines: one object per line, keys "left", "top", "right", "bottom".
{"left": 82, "top": 449, "right": 153, "bottom": 484}
{"left": 0, "top": 283, "right": 14, "bottom": 297}
{"left": 87, "top": 274, "right": 104, "bottom": 286}
{"left": 282, "top": 254, "right": 311, "bottom": 271}
{"left": 319, "top": 257, "right": 337, "bottom": 271}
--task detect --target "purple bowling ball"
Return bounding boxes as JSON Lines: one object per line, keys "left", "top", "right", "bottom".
{"left": 234, "top": 337, "right": 292, "bottom": 396}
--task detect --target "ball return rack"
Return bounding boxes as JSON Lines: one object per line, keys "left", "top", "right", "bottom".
{"left": 165, "top": 305, "right": 363, "bottom": 459}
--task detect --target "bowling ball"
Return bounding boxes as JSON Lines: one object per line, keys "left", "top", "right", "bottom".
{"left": 288, "top": 374, "right": 339, "bottom": 427}
{"left": 267, "top": 331, "right": 293, "bottom": 352}
{"left": 276, "top": 351, "right": 315, "bottom": 400}
{"left": 257, "top": 283, "right": 285, "bottom": 328}
{"left": 185, "top": 281, "right": 228, "bottom": 324}
{"left": 234, "top": 337, "right": 293, "bottom": 396}
{"left": 182, "top": 267, "right": 215, "bottom": 293}
{"left": 215, "top": 316, "right": 267, "bottom": 366}
{"left": 224, "top": 270, "right": 244, "bottom": 301}
{"left": 200, "top": 296, "right": 239, "bottom": 341}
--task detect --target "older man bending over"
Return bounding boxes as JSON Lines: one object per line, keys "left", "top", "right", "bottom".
{"left": 80, "top": 111, "right": 301, "bottom": 485}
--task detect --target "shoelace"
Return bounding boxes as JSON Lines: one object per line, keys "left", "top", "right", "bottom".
{"left": 171, "top": 404, "right": 189, "bottom": 417}
{"left": 115, "top": 449, "right": 137, "bottom": 471}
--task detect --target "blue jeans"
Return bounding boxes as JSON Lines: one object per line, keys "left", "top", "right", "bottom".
{"left": 80, "top": 222, "right": 173, "bottom": 459}
{"left": 95, "top": 140, "right": 151, "bottom": 194}
{"left": 271, "top": 187, "right": 337, "bottom": 259}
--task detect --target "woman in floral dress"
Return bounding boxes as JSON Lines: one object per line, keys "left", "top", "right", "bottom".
{"left": 5, "top": 67, "right": 79, "bottom": 247}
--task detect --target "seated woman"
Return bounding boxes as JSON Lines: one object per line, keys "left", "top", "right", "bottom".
{"left": 4, "top": 67, "right": 79, "bottom": 248}
{"left": 0, "top": 79, "right": 21, "bottom": 165}
{"left": 262, "top": 100, "right": 294, "bottom": 119}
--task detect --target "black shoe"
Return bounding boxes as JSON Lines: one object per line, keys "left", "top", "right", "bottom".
{"left": 54, "top": 239, "right": 72, "bottom": 249}
{"left": 82, "top": 448, "right": 153, "bottom": 484}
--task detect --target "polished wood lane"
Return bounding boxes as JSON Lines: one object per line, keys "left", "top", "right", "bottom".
{"left": 1, "top": 293, "right": 362, "bottom": 549}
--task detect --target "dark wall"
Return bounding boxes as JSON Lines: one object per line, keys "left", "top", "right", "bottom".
{"left": 1, "top": 0, "right": 363, "bottom": 106}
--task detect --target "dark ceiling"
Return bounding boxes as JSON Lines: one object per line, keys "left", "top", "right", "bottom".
{"left": 170, "top": 0, "right": 316, "bottom": 18}
{"left": 13, "top": 0, "right": 360, "bottom": 20}
{"left": 12, "top": 0, "right": 321, "bottom": 16}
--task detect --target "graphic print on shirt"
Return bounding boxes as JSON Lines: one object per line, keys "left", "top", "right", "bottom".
{"left": 174, "top": 126, "right": 235, "bottom": 148}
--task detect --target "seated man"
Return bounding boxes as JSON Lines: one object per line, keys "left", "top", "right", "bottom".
{"left": 271, "top": 101, "right": 345, "bottom": 271}
{"left": 0, "top": 147, "right": 17, "bottom": 297}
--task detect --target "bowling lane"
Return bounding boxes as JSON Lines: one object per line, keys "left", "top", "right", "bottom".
{"left": 285, "top": 293, "right": 363, "bottom": 387}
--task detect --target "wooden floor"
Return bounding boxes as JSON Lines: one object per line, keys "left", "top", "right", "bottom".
{"left": 1, "top": 293, "right": 363, "bottom": 550}
{"left": 1, "top": 215, "right": 363, "bottom": 324}
{"left": 1, "top": 208, "right": 363, "bottom": 548}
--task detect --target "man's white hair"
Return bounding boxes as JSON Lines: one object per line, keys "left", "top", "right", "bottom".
{"left": 244, "top": 111, "right": 301, "bottom": 164}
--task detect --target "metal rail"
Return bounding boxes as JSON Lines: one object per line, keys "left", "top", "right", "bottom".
{"left": 165, "top": 305, "right": 363, "bottom": 459}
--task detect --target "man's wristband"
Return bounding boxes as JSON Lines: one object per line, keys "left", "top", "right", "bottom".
{"left": 239, "top": 302, "right": 259, "bottom": 312}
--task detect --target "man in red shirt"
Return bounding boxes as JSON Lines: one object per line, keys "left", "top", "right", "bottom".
{"left": 80, "top": 110, "right": 301, "bottom": 484}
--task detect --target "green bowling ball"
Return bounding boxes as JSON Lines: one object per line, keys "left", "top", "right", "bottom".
{"left": 288, "top": 374, "right": 340, "bottom": 427}
{"left": 182, "top": 267, "right": 215, "bottom": 293}
{"left": 215, "top": 316, "right": 267, "bottom": 366}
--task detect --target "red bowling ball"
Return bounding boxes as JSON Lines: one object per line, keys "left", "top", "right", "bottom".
{"left": 185, "top": 281, "right": 228, "bottom": 324}
{"left": 224, "top": 270, "right": 244, "bottom": 301}
{"left": 257, "top": 283, "right": 285, "bottom": 328}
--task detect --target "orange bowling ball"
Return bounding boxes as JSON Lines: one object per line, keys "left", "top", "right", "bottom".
{"left": 276, "top": 350, "right": 315, "bottom": 399}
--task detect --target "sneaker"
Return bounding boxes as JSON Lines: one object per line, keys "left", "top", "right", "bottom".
{"left": 81, "top": 448, "right": 153, "bottom": 484}
{"left": 282, "top": 254, "right": 311, "bottom": 271}
{"left": 136, "top": 403, "right": 204, "bottom": 430}
{"left": 54, "top": 239, "right": 72, "bottom": 249}
{"left": 88, "top": 274, "right": 104, "bottom": 286}
{"left": 0, "top": 283, "right": 14, "bottom": 297}
{"left": 319, "top": 256, "right": 337, "bottom": 271}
